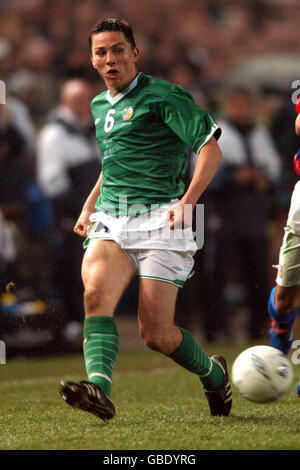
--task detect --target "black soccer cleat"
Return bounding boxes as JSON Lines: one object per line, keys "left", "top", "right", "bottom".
{"left": 204, "top": 355, "right": 232, "bottom": 416}
{"left": 59, "top": 380, "right": 115, "bottom": 422}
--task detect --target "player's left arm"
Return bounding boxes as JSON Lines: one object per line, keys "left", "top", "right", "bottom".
{"left": 168, "top": 136, "right": 222, "bottom": 229}
{"left": 160, "top": 85, "right": 222, "bottom": 228}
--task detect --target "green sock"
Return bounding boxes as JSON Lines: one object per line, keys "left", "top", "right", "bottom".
{"left": 169, "top": 328, "right": 223, "bottom": 390}
{"left": 83, "top": 315, "right": 119, "bottom": 398}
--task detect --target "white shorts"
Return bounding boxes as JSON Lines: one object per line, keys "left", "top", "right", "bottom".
{"left": 275, "top": 223, "right": 300, "bottom": 287}
{"left": 275, "top": 181, "right": 300, "bottom": 287}
{"left": 84, "top": 200, "right": 197, "bottom": 287}
{"left": 287, "top": 180, "right": 300, "bottom": 236}
{"left": 124, "top": 247, "right": 194, "bottom": 287}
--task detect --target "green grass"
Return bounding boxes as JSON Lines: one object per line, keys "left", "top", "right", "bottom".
{"left": 1, "top": 344, "right": 300, "bottom": 450}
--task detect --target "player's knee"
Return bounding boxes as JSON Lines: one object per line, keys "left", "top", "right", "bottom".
{"left": 83, "top": 287, "right": 107, "bottom": 315}
{"left": 141, "top": 329, "right": 165, "bottom": 352}
{"left": 84, "top": 288, "right": 100, "bottom": 314}
{"left": 144, "top": 336, "right": 164, "bottom": 352}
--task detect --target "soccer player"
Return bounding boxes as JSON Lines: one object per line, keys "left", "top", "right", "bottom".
{"left": 59, "top": 19, "right": 232, "bottom": 421}
{"left": 268, "top": 103, "right": 300, "bottom": 355}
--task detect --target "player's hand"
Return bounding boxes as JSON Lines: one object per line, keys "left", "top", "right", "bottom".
{"left": 74, "top": 211, "right": 91, "bottom": 238}
{"left": 166, "top": 201, "right": 193, "bottom": 230}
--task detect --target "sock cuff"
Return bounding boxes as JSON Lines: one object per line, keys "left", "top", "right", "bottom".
{"left": 169, "top": 327, "right": 192, "bottom": 360}
{"left": 84, "top": 315, "right": 118, "bottom": 338}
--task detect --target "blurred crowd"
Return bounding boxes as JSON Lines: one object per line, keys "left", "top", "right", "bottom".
{"left": 1, "top": 0, "right": 300, "bottom": 351}
{"left": 1, "top": 0, "right": 300, "bottom": 121}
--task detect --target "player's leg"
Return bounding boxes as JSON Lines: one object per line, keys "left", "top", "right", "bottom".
{"left": 269, "top": 183, "right": 300, "bottom": 354}
{"left": 274, "top": 284, "right": 300, "bottom": 314}
{"left": 269, "top": 283, "right": 300, "bottom": 354}
{"left": 137, "top": 263, "right": 232, "bottom": 415}
{"left": 268, "top": 221, "right": 300, "bottom": 354}
{"left": 269, "top": 237, "right": 300, "bottom": 354}
{"left": 81, "top": 240, "right": 136, "bottom": 391}
{"left": 60, "top": 240, "right": 136, "bottom": 420}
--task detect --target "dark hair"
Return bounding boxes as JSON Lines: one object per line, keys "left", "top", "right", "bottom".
{"left": 89, "top": 18, "right": 136, "bottom": 51}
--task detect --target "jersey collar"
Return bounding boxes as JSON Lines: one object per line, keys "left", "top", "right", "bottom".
{"left": 105, "top": 72, "right": 142, "bottom": 105}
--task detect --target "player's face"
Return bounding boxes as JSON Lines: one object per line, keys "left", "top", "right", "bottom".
{"left": 90, "top": 31, "right": 139, "bottom": 96}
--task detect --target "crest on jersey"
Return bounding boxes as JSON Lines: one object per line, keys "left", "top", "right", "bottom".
{"left": 122, "top": 106, "right": 134, "bottom": 121}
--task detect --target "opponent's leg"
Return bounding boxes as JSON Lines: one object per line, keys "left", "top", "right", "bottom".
{"left": 60, "top": 240, "right": 136, "bottom": 421}
{"left": 269, "top": 284, "right": 300, "bottom": 354}
{"left": 138, "top": 278, "right": 232, "bottom": 416}
{"left": 268, "top": 221, "right": 300, "bottom": 354}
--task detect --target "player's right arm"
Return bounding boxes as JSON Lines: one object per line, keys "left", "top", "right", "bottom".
{"left": 74, "top": 171, "right": 103, "bottom": 238}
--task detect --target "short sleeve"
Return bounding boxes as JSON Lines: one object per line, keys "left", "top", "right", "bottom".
{"left": 159, "top": 85, "right": 221, "bottom": 153}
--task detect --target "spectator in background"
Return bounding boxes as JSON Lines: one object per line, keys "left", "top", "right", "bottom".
{"left": 0, "top": 0, "right": 299, "bottom": 96}
{"left": 37, "top": 78, "right": 101, "bottom": 327}
{"left": 0, "top": 209, "right": 16, "bottom": 281}
{"left": 0, "top": 209, "right": 16, "bottom": 334}
{"left": 8, "top": 37, "right": 58, "bottom": 124}
{"left": 0, "top": 103, "right": 29, "bottom": 222}
{"left": 200, "top": 87, "right": 282, "bottom": 342}
{"left": 5, "top": 93, "right": 36, "bottom": 153}
{"left": 0, "top": 98, "right": 42, "bottom": 297}
{"left": 0, "top": 38, "right": 36, "bottom": 151}
{"left": 1, "top": 89, "right": 55, "bottom": 300}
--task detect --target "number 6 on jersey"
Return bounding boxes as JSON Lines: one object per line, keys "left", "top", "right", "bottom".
{"left": 104, "top": 109, "right": 116, "bottom": 133}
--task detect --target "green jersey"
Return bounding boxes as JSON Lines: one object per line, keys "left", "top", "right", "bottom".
{"left": 90, "top": 72, "right": 220, "bottom": 215}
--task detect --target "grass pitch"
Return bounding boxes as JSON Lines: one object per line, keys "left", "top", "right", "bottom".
{"left": 1, "top": 342, "right": 300, "bottom": 451}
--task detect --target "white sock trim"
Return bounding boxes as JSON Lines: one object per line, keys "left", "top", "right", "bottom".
{"left": 89, "top": 372, "right": 111, "bottom": 383}
{"left": 198, "top": 358, "right": 213, "bottom": 378}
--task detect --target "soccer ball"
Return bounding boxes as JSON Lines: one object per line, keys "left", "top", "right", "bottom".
{"left": 231, "top": 345, "right": 293, "bottom": 403}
